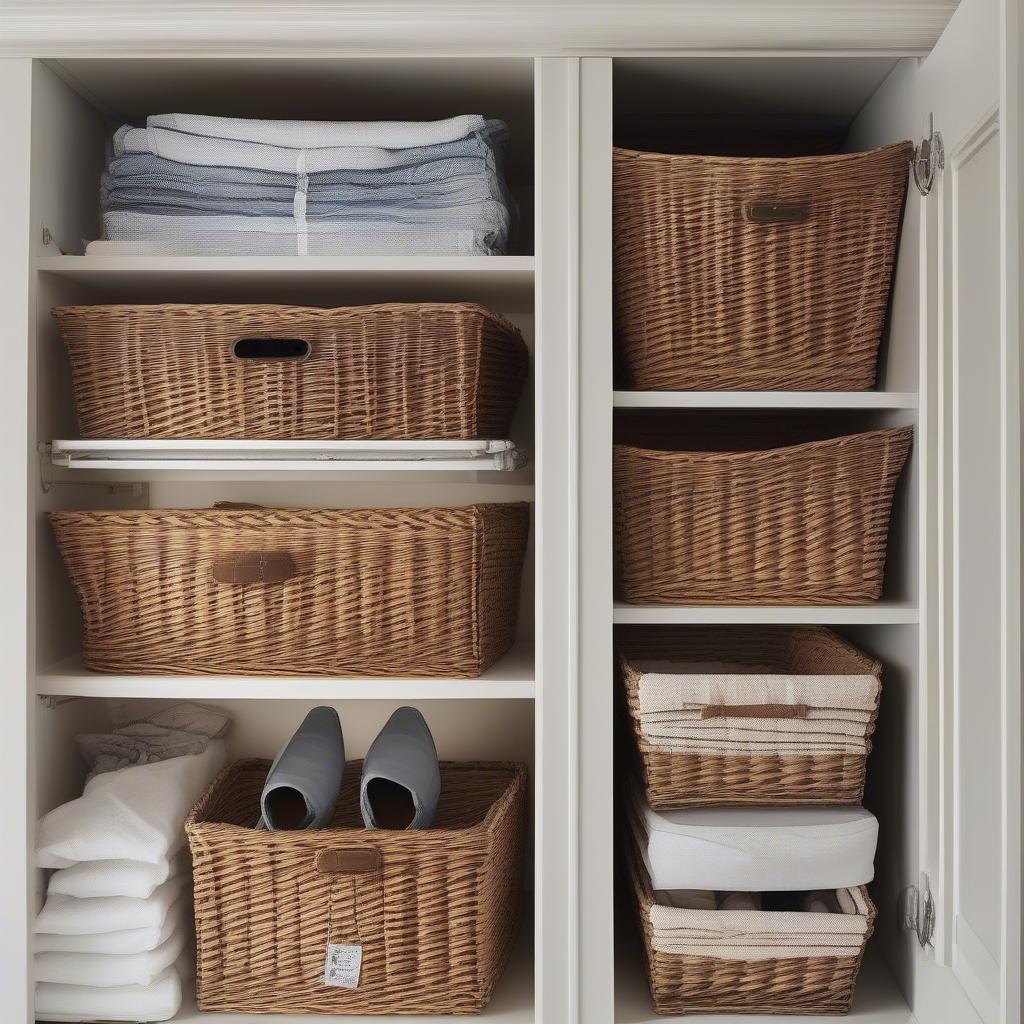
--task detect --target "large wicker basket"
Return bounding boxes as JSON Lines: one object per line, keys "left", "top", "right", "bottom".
{"left": 624, "top": 831, "right": 875, "bottom": 1016}
{"left": 617, "top": 626, "right": 882, "bottom": 808}
{"left": 613, "top": 420, "right": 912, "bottom": 604}
{"left": 186, "top": 759, "right": 527, "bottom": 1015}
{"left": 49, "top": 503, "right": 529, "bottom": 677}
{"left": 613, "top": 142, "right": 912, "bottom": 391}
{"left": 53, "top": 303, "right": 528, "bottom": 440}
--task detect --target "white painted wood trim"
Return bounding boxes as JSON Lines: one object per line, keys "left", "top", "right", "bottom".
{"left": 577, "top": 55, "right": 614, "bottom": 1024}
{"left": 998, "top": 0, "right": 1022, "bottom": 1017}
{"left": 0, "top": 2, "right": 958, "bottom": 56}
{"left": 534, "top": 56, "right": 579, "bottom": 1024}
{"left": 0, "top": 57, "right": 34, "bottom": 1024}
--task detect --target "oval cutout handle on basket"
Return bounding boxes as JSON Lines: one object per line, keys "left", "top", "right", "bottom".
{"left": 744, "top": 200, "right": 810, "bottom": 225}
{"left": 316, "top": 848, "right": 382, "bottom": 874}
{"left": 212, "top": 551, "right": 295, "bottom": 585}
{"left": 700, "top": 703, "right": 809, "bottom": 719}
{"left": 233, "top": 337, "right": 311, "bottom": 361}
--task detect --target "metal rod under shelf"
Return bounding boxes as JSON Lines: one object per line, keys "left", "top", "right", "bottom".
{"left": 47, "top": 439, "right": 526, "bottom": 472}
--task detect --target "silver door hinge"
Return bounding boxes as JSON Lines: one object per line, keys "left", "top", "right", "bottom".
{"left": 900, "top": 873, "right": 936, "bottom": 948}
{"left": 912, "top": 114, "right": 944, "bottom": 197}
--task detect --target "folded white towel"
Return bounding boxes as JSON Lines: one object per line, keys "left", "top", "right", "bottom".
{"left": 47, "top": 852, "right": 187, "bottom": 900}
{"left": 36, "top": 741, "right": 225, "bottom": 868}
{"left": 35, "top": 900, "right": 184, "bottom": 954}
{"left": 34, "top": 926, "right": 187, "bottom": 987}
{"left": 35, "top": 966, "right": 182, "bottom": 1023}
{"left": 34, "top": 877, "right": 185, "bottom": 936}
{"left": 148, "top": 113, "right": 485, "bottom": 150}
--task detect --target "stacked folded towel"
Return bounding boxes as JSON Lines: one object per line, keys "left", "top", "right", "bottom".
{"left": 632, "top": 658, "right": 880, "bottom": 756}
{"left": 34, "top": 707, "right": 228, "bottom": 1023}
{"left": 89, "top": 113, "right": 514, "bottom": 256}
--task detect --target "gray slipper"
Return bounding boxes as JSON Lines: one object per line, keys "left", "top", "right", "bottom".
{"left": 258, "top": 706, "right": 344, "bottom": 830}
{"left": 360, "top": 707, "right": 440, "bottom": 830}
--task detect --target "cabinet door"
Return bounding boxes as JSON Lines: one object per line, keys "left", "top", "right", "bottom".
{"left": 920, "top": 0, "right": 1021, "bottom": 1020}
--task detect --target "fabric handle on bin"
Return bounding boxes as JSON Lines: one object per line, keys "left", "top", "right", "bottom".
{"left": 700, "top": 703, "right": 809, "bottom": 720}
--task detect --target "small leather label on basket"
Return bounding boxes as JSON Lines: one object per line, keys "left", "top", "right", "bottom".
{"left": 324, "top": 944, "right": 362, "bottom": 989}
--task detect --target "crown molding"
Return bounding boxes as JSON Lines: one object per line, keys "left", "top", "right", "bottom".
{"left": 0, "top": 2, "right": 957, "bottom": 57}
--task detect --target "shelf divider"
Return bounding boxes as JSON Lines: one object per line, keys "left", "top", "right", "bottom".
{"left": 613, "top": 390, "right": 918, "bottom": 410}
{"left": 612, "top": 601, "right": 919, "bottom": 625}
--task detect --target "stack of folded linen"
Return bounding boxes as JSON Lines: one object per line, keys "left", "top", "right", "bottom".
{"left": 88, "top": 113, "right": 514, "bottom": 256}
{"left": 33, "top": 705, "right": 229, "bottom": 1023}
{"left": 631, "top": 658, "right": 880, "bottom": 758}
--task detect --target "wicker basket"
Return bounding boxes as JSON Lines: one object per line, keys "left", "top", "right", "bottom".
{"left": 613, "top": 421, "right": 912, "bottom": 604}
{"left": 53, "top": 303, "right": 528, "bottom": 440}
{"left": 186, "top": 759, "right": 526, "bottom": 1015}
{"left": 618, "top": 626, "right": 881, "bottom": 808}
{"left": 624, "top": 832, "right": 876, "bottom": 1016}
{"left": 49, "top": 503, "right": 529, "bottom": 677}
{"left": 613, "top": 142, "right": 912, "bottom": 391}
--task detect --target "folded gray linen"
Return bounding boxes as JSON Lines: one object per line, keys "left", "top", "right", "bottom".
{"left": 102, "top": 208, "right": 510, "bottom": 255}
{"left": 77, "top": 702, "right": 231, "bottom": 777}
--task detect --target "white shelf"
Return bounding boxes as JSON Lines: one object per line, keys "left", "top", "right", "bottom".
{"left": 48, "top": 439, "right": 525, "bottom": 473}
{"left": 171, "top": 923, "right": 533, "bottom": 1023}
{"left": 35, "top": 254, "right": 535, "bottom": 311}
{"left": 36, "top": 645, "right": 536, "bottom": 700}
{"left": 614, "top": 941, "right": 912, "bottom": 1023}
{"left": 613, "top": 601, "right": 919, "bottom": 625}
{"left": 613, "top": 390, "right": 918, "bottom": 410}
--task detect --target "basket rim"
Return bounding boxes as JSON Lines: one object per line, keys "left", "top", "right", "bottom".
{"left": 51, "top": 300, "right": 522, "bottom": 336}
{"left": 613, "top": 424, "right": 912, "bottom": 464}
{"left": 185, "top": 757, "right": 527, "bottom": 843}
{"left": 616, "top": 625, "right": 883, "bottom": 681}
{"left": 48, "top": 501, "right": 530, "bottom": 525}
{"left": 612, "top": 139, "right": 913, "bottom": 167}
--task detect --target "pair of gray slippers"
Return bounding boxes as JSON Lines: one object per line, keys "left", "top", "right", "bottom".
{"left": 256, "top": 706, "right": 440, "bottom": 831}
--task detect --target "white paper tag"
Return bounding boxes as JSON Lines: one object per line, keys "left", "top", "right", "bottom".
{"left": 324, "top": 943, "right": 362, "bottom": 989}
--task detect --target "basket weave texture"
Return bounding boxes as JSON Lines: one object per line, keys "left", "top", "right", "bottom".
{"left": 613, "top": 425, "right": 912, "bottom": 604}
{"left": 186, "top": 759, "right": 526, "bottom": 1015}
{"left": 617, "top": 626, "right": 881, "bottom": 808}
{"left": 49, "top": 503, "right": 529, "bottom": 677}
{"left": 53, "top": 303, "right": 528, "bottom": 440}
{"left": 613, "top": 142, "right": 912, "bottom": 391}
{"left": 625, "top": 834, "right": 876, "bottom": 1016}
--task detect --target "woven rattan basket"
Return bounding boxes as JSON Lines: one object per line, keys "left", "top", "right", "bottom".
{"left": 186, "top": 759, "right": 527, "bottom": 1015}
{"left": 613, "top": 142, "right": 912, "bottom": 391}
{"left": 613, "top": 421, "right": 912, "bottom": 604}
{"left": 624, "top": 832, "right": 876, "bottom": 1016}
{"left": 617, "top": 626, "right": 882, "bottom": 808}
{"left": 53, "top": 303, "right": 528, "bottom": 440}
{"left": 49, "top": 503, "right": 529, "bottom": 677}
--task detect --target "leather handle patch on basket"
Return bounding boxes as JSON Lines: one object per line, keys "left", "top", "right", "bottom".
{"left": 701, "top": 703, "right": 809, "bottom": 719}
{"left": 213, "top": 501, "right": 266, "bottom": 510}
{"left": 233, "top": 337, "right": 311, "bottom": 361}
{"left": 316, "top": 848, "right": 382, "bottom": 874}
{"left": 744, "top": 200, "right": 810, "bottom": 225}
{"left": 212, "top": 552, "right": 295, "bottom": 585}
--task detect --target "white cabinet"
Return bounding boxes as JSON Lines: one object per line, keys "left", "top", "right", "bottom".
{"left": 0, "top": 3, "right": 1019, "bottom": 1023}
